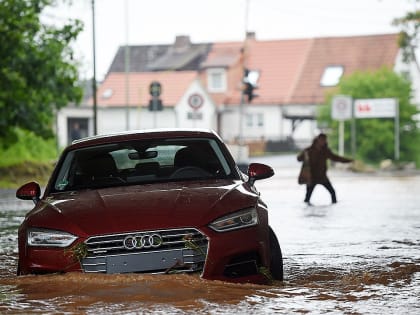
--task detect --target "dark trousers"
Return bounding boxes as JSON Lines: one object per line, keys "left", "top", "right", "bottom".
{"left": 305, "top": 179, "right": 337, "bottom": 203}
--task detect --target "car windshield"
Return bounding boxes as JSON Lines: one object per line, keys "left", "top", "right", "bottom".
{"left": 53, "top": 137, "right": 235, "bottom": 192}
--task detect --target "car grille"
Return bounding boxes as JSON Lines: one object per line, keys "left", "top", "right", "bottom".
{"left": 81, "top": 228, "right": 208, "bottom": 274}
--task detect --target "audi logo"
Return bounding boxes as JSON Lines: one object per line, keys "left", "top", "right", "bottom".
{"left": 123, "top": 233, "right": 163, "bottom": 250}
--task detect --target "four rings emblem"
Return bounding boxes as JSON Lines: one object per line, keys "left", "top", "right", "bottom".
{"left": 123, "top": 233, "right": 163, "bottom": 250}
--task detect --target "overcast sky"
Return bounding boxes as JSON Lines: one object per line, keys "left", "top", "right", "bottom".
{"left": 43, "top": 0, "right": 416, "bottom": 80}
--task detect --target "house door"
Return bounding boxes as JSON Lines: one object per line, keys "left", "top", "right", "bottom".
{"left": 67, "top": 118, "right": 89, "bottom": 144}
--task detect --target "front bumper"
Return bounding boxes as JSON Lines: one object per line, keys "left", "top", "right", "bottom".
{"left": 19, "top": 225, "right": 270, "bottom": 284}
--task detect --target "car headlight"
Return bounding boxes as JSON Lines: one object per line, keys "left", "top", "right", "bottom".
{"left": 209, "top": 208, "right": 258, "bottom": 232}
{"left": 27, "top": 228, "right": 78, "bottom": 247}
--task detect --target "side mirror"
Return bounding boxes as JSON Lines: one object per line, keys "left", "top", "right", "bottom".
{"left": 16, "top": 182, "right": 41, "bottom": 204}
{"left": 247, "top": 163, "right": 274, "bottom": 185}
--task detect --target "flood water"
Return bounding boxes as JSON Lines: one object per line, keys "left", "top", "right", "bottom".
{"left": 1, "top": 155, "right": 419, "bottom": 314}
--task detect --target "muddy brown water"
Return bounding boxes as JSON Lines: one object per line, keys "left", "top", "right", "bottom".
{"left": 1, "top": 156, "right": 419, "bottom": 314}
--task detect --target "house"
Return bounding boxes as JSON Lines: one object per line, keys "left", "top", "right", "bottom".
{"left": 57, "top": 33, "right": 419, "bottom": 152}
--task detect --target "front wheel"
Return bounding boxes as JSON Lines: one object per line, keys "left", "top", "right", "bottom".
{"left": 16, "top": 260, "right": 22, "bottom": 276}
{"left": 269, "top": 226, "right": 284, "bottom": 281}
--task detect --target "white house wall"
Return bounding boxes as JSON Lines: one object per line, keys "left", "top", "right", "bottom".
{"left": 175, "top": 80, "right": 216, "bottom": 130}
{"left": 57, "top": 102, "right": 321, "bottom": 149}
{"left": 394, "top": 49, "right": 420, "bottom": 107}
{"left": 97, "top": 107, "right": 177, "bottom": 134}
{"left": 220, "top": 104, "right": 299, "bottom": 142}
{"left": 242, "top": 104, "right": 283, "bottom": 140}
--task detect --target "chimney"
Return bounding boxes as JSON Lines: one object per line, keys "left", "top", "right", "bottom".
{"left": 246, "top": 31, "right": 256, "bottom": 40}
{"left": 174, "top": 35, "right": 191, "bottom": 52}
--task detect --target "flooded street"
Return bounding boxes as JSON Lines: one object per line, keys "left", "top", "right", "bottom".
{"left": 1, "top": 154, "right": 419, "bottom": 314}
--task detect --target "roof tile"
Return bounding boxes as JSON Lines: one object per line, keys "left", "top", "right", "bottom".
{"left": 91, "top": 71, "right": 197, "bottom": 107}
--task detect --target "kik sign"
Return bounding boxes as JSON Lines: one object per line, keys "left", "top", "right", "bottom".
{"left": 354, "top": 98, "right": 397, "bottom": 118}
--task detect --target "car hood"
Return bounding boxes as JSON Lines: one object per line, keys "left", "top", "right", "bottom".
{"left": 30, "top": 180, "right": 257, "bottom": 236}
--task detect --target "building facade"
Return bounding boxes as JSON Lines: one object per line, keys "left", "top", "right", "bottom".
{"left": 57, "top": 33, "right": 419, "bottom": 151}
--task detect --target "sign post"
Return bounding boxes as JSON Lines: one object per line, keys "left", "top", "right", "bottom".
{"left": 331, "top": 95, "right": 352, "bottom": 156}
{"left": 188, "top": 93, "right": 204, "bottom": 128}
{"left": 395, "top": 101, "right": 400, "bottom": 160}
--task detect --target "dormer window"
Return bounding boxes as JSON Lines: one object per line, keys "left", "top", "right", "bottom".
{"left": 207, "top": 68, "right": 227, "bottom": 92}
{"left": 102, "top": 88, "right": 113, "bottom": 99}
{"left": 320, "top": 66, "right": 344, "bottom": 87}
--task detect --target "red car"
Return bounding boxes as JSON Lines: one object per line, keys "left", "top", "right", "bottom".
{"left": 16, "top": 129, "right": 283, "bottom": 284}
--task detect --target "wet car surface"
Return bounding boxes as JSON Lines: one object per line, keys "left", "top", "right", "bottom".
{"left": 14, "top": 129, "right": 283, "bottom": 284}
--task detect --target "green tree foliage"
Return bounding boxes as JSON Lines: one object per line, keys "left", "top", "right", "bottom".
{"left": 392, "top": 2, "right": 420, "bottom": 64}
{"left": 318, "top": 67, "right": 420, "bottom": 166}
{"left": 0, "top": 0, "right": 83, "bottom": 146}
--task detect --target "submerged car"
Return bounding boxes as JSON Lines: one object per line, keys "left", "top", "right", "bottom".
{"left": 16, "top": 129, "right": 283, "bottom": 284}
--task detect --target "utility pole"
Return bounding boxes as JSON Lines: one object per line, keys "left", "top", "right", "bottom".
{"left": 124, "top": 0, "right": 130, "bottom": 130}
{"left": 91, "top": 0, "right": 98, "bottom": 135}
{"left": 238, "top": 0, "right": 250, "bottom": 146}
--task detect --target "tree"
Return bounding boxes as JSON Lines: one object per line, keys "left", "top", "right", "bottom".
{"left": 318, "top": 67, "right": 420, "bottom": 166}
{"left": 0, "top": 0, "right": 83, "bottom": 146}
{"left": 392, "top": 1, "right": 420, "bottom": 70}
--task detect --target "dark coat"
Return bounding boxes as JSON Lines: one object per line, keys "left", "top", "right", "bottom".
{"left": 297, "top": 145, "right": 352, "bottom": 183}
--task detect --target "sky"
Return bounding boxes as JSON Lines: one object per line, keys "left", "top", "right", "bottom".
{"left": 43, "top": 0, "right": 416, "bottom": 81}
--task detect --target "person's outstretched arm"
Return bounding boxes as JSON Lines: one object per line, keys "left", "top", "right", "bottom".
{"left": 327, "top": 148, "right": 353, "bottom": 163}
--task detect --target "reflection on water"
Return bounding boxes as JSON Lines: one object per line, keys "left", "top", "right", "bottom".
{"left": 1, "top": 163, "right": 419, "bottom": 314}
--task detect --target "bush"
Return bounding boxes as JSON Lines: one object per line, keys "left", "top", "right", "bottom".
{"left": 0, "top": 128, "right": 59, "bottom": 167}
{"left": 0, "top": 128, "right": 60, "bottom": 188}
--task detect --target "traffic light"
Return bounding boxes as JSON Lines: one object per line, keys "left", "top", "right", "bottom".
{"left": 148, "top": 81, "right": 163, "bottom": 111}
{"left": 244, "top": 82, "right": 258, "bottom": 102}
{"left": 243, "top": 68, "right": 259, "bottom": 103}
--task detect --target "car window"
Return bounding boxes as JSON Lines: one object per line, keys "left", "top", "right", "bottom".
{"left": 53, "top": 138, "right": 235, "bottom": 192}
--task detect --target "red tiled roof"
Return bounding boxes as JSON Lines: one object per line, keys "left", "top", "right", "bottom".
{"left": 93, "top": 33, "right": 400, "bottom": 108}
{"left": 288, "top": 34, "right": 399, "bottom": 104}
{"left": 201, "top": 42, "right": 243, "bottom": 68}
{"left": 91, "top": 71, "right": 197, "bottom": 107}
{"left": 245, "top": 38, "right": 314, "bottom": 104}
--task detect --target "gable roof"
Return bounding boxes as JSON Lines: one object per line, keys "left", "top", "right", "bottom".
{"left": 245, "top": 38, "right": 314, "bottom": 105}
{"left": 288, "top": 34, "right": 399, "bottom": 104}
{"left": 107, "top": 36, "right": 211, "bottom": 74}
{"left": 92, "top": 71, "right": 197, "bottom": 107}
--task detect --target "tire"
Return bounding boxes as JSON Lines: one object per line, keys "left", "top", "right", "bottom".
{"left": 16, "top": 261, "right": 21, "bottom": 276}
{"left": 269, "top": 226, "right": 284, "bottom": 281}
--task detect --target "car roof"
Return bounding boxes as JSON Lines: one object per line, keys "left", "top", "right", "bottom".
{"left": 69, "top": 128, "right": 221, "bottom": 150}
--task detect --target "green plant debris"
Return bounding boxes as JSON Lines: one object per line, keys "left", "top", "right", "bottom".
{"left": 183, "top": 234, "right": 206, "bottom": 257}
{"left": 64, "top": 242, "right": 88, "bottom": 263}
{"left": 259, "top": 266, "right": 274, "bottom": 283}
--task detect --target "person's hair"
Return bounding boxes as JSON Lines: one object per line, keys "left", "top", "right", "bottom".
{"left": 318, "top": 133, "right": 327, "bottom": 140}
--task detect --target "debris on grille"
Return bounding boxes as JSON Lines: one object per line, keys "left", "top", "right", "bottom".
{"left": 81, "top": 228, "right": 208, "bottom": 274}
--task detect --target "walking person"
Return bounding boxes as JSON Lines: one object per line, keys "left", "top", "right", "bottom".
{"left": 297, "top": 133, "right": 353, "bottom": 204}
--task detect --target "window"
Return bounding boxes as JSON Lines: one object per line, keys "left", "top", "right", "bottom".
{"left": 245, "top": 113, "right": 264, "bottom": 128}
{"left": 320, "top": 66, "right": 344, "bottom": 87}
{"left": 53, "top": 138, "right": 235, "bottom": 192}
{"left": 102, "top": 88, "right": 113, "bottom": 99}
{"left": 245, "top": 113, "right": 253, "bottom": 127}
{"left": 257, "top": 113, "right": 264, "bottom": 127}
{"left": 207, "top": 68, "right": 227, "bottom": 92}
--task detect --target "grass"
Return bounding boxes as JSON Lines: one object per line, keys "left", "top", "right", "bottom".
{"left": 0, "top": 129, "right": 60, "bottom": 188}
{"left": 0, "top": 160, "right": 56, "bottom": 188}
